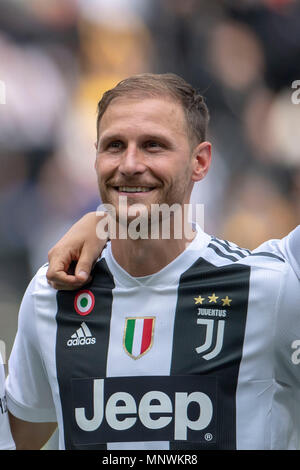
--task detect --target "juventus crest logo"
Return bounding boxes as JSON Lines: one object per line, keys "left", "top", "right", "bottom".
{"left": 196, "top": 319, "right": 225, "bottom": 360}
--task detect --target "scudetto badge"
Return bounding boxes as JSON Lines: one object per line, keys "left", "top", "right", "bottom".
{"left": 74, "top": 290, "right": 95, "bottom": 316}
{"left": 123, "top": 317, "right": 155, "bottom": 359}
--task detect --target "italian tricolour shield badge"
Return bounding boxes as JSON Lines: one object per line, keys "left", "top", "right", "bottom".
{"left": 123, "top": 317, "right": 155, "bottom": 359}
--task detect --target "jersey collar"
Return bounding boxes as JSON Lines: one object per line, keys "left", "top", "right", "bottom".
{"left": 103, "top": 225, "right": 211, "bottom": 287}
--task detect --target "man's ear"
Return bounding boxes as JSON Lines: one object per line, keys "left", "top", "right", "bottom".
{"left": 191, "top": 141, "right": 212, "bottom": 182}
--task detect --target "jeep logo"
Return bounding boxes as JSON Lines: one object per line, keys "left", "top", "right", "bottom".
{"left": 72, "top": 376, "right": 216, "bottom": 444}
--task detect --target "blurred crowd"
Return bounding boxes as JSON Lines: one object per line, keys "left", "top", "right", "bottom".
{"left": 0, "top": 0, "right": 299, "bottom": 354}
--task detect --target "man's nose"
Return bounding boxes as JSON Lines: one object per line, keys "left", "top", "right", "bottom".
{"left": 118, "top": 144, "right": 146, "bottom": 176}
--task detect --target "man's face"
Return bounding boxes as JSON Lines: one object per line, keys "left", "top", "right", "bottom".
{"left": 95, "top": 96, "right": 205, "bottom": 224}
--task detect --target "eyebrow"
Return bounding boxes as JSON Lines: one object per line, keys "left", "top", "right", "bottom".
{"left": 98, "top": 134, "right": 123, "bottom": 147}
{"left": 98, "top": 132, "right": 174, "bottom": 148}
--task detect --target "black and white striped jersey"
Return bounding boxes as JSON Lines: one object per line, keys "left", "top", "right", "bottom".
{"left": 256, "top": 225, "right": 300, "bottom": 280}
{"left": 6, "top": 226, "right": 300, "bottom": 450}
{"left": 0, "top": 359, "right": 15, "bottom": 450}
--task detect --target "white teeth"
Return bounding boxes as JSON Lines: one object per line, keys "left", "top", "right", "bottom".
{"left": 118, "top": 186, "right": 152, "bottom": 193}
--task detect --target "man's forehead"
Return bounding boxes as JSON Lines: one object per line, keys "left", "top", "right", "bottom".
{"left": 98, "top": 96, "right": 187, "bottom": 136}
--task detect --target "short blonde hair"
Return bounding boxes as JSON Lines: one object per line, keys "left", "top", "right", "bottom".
{"left": 96, "top": 73, "right": 209, "bottom": 146}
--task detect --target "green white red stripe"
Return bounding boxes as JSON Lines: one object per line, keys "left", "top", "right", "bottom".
{"left": 124, "top": 317, "right": 155, "bottom": 359}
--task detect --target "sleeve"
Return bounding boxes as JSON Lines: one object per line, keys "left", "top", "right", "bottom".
{"left": 282, "top": 225, "right": 300, "bottom": 280}
{"left": 254, "top": 226, "right": 300, "bottom": 280}
{"left": 0, "top": 361, "right": 15, "bottom": 450}
{"left": 5, "top": 273, "right": 57, "bottom": 423}
{"left": 274, "top": 263, "right": 300, "bottom": 385}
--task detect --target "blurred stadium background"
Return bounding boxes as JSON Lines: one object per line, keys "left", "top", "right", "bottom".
{"left": 0, "top": 0, "right": 300, "bottom": 364}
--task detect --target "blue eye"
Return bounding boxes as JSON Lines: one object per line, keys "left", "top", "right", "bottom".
{"left": 145, "top": 141, "right": 161, "bottom": 150}
{"left": 108, "top": 141, "right": 123, "bottom": 150}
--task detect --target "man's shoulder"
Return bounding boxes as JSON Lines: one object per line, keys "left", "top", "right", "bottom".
{"left": 251, "top": 227, "right": 300, "bottom": 279}
{"left": 241, "top": 248, "right": 286, "bottom": 269}
{"left": 203, "top": 235, "right": 285, "bottom": 271}
{"left": 235, "top": 246, "right": 289, "bottom": 294}
{"left": 23, "top": 263, "right": 57, "bottom": 315}
{"left": 31, "top": 263, "right": 53, "bottom": 294}
{"left": 241, "top": 246, "right": 300, "bottom": 309}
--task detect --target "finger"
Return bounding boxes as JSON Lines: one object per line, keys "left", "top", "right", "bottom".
{"left": 47, "top": 275, "right": 92, "bottom": 291}
{"left": 46, "top": 255, "right": 72, "bottom": 281}
{"left": 46, "top": 253, "right": 92, "bottom": 290}
{"left": 74, "top": 246, "right": 98, "bottom": 281}
{"left": 47, "top": 267, "right": 79, "bottom": 286}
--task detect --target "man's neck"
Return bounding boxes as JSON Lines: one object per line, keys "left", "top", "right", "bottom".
{"left": 110, "top": 223, "right": 196, "bottom": 277}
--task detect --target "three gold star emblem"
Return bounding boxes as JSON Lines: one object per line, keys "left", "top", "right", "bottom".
{"left": 194, "top": 293, "right": 232, "bottom": 306}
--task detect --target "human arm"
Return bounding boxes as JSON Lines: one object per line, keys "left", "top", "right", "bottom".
{"left": 8, "top": 413, "right": 56, "bottom": 450}
{"left": 6, "top": 272, "right": 58, "bottom": 449}
{"left": 0, "top": 361, "right": 15, "bottom": 450}
{"left": 46, "top": 212, "right": 108, "bottom": 290}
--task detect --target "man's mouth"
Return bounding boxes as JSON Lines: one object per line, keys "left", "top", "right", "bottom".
{"left": 114, "top": 186, "right": 155, "bottom": 193}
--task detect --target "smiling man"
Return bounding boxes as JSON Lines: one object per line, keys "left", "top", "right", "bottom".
{"left": 6, "top": 73, "right": 300, "bottom": 450}
{"left": 94, "top": 87, "right": 211, "bottom": 276}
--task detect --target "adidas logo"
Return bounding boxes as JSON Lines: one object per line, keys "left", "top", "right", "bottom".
{"left": 67, "top": 322, "right": 96, "bottom": 347}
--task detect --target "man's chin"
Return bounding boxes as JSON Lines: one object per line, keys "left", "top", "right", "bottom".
{"left": 99, "top": 189, "right": 186, "bottom": 228}
{"left": 117, "top": 207, "right": 152, "bottom": 225}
